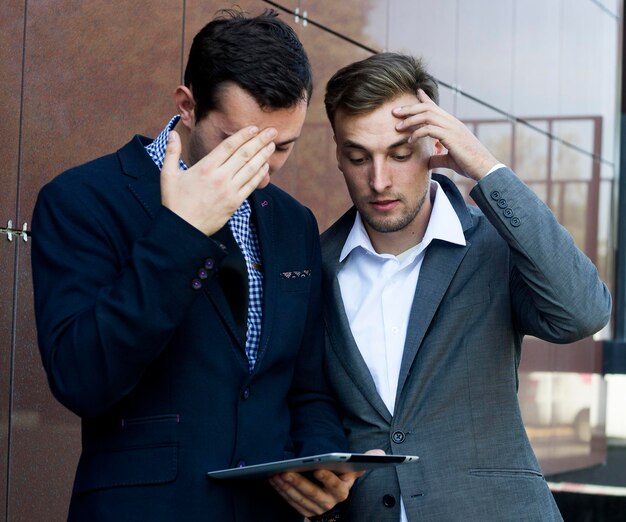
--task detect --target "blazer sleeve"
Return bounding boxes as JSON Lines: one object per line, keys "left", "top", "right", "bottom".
{"left": 31, "top": 176, "right": 226, "bottom": 418}
{"left": 287, "top": 208, "right": 349, "bottom": 456}
{"left": 470, "top": 167, "right": 611, "bottom": 343}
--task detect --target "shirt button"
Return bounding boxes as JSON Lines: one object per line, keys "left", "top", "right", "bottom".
{"left": 490, "top": 190, "right": 501, "bottom": 200}
{"left": 382, "top": 494, "right": 396, "bottom": 508}
{"left": 241, "top": 387, "right": 250, "bottom": 400}
{"left": 392, "top": 431, "right": 405, "bottom": 444}
{"left": 391, "top": 326, "right": 399, "bottom": 334}
{"left": 191, "top": 278, "right": 202, "bottom": 291}
{"left": 497, "top": 198, "right": 508, "bottom": 209}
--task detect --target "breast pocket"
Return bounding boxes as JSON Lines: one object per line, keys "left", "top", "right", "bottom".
{"left": 279, "top": 270, "right": 312, "bottom": 293}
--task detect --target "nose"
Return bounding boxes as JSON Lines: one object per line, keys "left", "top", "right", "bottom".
{"left": 369, "top": 159, "right": 392, "bottom": 193}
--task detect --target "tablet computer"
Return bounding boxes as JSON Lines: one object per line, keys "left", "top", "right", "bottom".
{"left": 206, "top": 452, "right": 419, "bottom": 480}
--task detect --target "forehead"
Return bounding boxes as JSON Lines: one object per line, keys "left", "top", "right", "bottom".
{"left": 211, "top": 82, "right": 307, "bottom": 136}
{"left": 334, "top": 93, "right": 419, "bottom": 147}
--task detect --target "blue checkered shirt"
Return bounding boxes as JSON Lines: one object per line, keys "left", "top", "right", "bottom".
{"left": 146, "top": 116, "right": 263, "bottom": 371}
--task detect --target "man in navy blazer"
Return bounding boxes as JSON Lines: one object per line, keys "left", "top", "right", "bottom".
{"left": 31, "top": 9, "right": 354, "bottom": 521}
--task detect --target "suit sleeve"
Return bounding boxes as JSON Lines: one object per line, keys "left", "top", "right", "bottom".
{"left": 287, "top": 208, "right": 349, "bottom": 456}
{"left": 470, "top": 167, "right": 611, "bottom": 343}
{"left": 31, "top": 178, "right": 226, "bottom": 418}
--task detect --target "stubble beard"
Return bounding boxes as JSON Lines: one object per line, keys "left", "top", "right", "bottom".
{"left": 360, "top": 183, "right": 430, "bottom": 234}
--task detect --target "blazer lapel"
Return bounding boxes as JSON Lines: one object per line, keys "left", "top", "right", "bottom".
{"left": 120, "top": 136, "right": 246, "bottom": 349}
{"left": 248, "top": 190, "right": 275, "bottom": 370}
{"left": 323, "top": 213, "right": 392, "bottom": 422}
{"left": 394, "top": 240, "right": 470, "bottom": 401}
{"left": 395, "top": 174, "right": 476, "bottom": 403}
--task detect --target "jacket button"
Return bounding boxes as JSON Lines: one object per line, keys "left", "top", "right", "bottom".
{"left": 204, "top": 258, "right": 215, "bottom": 270}
{"left": 241, "top": 387, "right": 250, "bottom": 400}
{"left": 392, "top": 431, "right": 405, "bottom": 444}
{"left": 382, "top": 494, "right": 396, "bottom": 507}
{"left": 236, "top": 460, "right": 246, "bottom": 468}
{"left": 511, "top": 216, "right": 521, "bottom": 227}
{"left": 490, "top": 190, "right": 501, "bottom": 200}
{"left": 497, "top": 198, "right": 508, "bottom": 209}
{"left": 191, "top": 278, "right": 202, "bottom": 290}
{"left": 198, "top": 268, "right": 209, "bottom": 280}
{"left": 503, "top": 208, "right": 514, "bottom": 218}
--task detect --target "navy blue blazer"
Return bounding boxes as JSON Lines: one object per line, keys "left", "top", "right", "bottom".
{"left": 31, "top": 135, "right": 347, "bottom": 521}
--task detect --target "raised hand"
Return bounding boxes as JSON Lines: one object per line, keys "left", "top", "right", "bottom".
{"left": 161, "top": 126, "right": 276, "bottom": 236}
{"left": 393, "top": 89, "right": 499, "bottom": 181}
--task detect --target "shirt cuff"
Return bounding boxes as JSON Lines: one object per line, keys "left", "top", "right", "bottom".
{"left": 483, "top": 163, "right": 507, "bottom": 177}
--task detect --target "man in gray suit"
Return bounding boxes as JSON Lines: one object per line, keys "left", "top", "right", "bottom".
{"left": 277, "top": 53, "right": 610, "bottom": 521}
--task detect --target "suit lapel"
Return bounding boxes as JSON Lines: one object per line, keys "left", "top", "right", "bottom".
{"left": 323, "top": 212, "right": 392, "bottom": 422}
{"left": 395, "top": 174, "right": 475, "bottom": 403}
{"left": 394, "top": 240, "right": 470, "bottom": 401}
{"left": 120, "top": 136, "right": 246, "bottom": 349}
{"left": 249, "top": 190, "right": 275, "bottom": 370}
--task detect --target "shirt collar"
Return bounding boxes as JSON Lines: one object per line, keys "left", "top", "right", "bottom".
{"left": 340, "top": 179, "right": 466, "bottom": 263}
{"left": 145, "top": 115, "right": 187, "bottom": 171}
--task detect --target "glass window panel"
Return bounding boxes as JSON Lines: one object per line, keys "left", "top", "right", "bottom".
{"left": 562, "top": 181, "right": 589, "bottom": 250}
{"left": 551, "top": 121, "right": 595, "bottom": 181}
{"left": 387, "top": 0, "right": 458, "bottom": 85}
{"left": 513, "top": 0, "right": 561, "bottom": 117}
{"left": 597, "top": 174, "right": 615, "bottom": 291}
{"left": 475, "top": 122, "right": 513, "bottom": 167}
{"left": 514, "top": 121, "right": 550, "bottom": 182}
{"left": 559, "top": 0, "right": 603, "bottom": 117}
{"left": 456, "top": 0, "right": 514, "bottom": 114}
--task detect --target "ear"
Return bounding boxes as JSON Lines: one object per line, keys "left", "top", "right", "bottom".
{"left": 174, "top": 86, "right": 196, "bottom": 129}
{"left": 333, "top": 134, "right": 343, "bottom": 171}
{"left": 432, "top": 138, "right": 445, "bottom": 155}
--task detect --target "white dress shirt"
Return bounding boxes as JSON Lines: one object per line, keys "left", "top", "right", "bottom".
{"left": 337, "top": 179, "right": 466, "bottom": 522}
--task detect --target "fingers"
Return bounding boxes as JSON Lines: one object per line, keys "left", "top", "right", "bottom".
{"left": 392, "top": 94, "right": 449, "bottom": 142}
{"left": 269, "top": 471, "right": 350, "bottom": 518}
{"left": 231, "top": 140, "right": 275, "bottom": 194}
{"left": 196, "top": 126, "right": 277, "bottom": 176}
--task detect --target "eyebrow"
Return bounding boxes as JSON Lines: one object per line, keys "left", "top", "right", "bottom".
{"left": 342, "top": 137, "right": 410, "bottom": 151}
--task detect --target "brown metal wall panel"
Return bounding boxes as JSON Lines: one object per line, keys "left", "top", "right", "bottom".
{"left": 0, "top": 1, "right": 26, "bottom": 520}
{"left": 280, "top": 5, "right": 375, "bottom": 231}
{"left": 10, "top": 2, "right": 184, "bottom": 520}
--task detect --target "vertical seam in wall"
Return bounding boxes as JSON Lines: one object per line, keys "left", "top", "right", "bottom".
{"left": 453, "top": 0, "right": 460, "bottom": 116}
{"left": 180, "top": 0, "right": 187, "bottom": 85}
{"left": 7, "top": 0, "right": 29, "bottom": 519}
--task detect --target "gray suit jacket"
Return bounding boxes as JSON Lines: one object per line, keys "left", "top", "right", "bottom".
{"left": 321, "top": 168, "right": 611, "bottom": 521}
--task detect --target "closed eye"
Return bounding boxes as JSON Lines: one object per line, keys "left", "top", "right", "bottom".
{"left": 348, "top": 157, "right": 368, "bottom": 165}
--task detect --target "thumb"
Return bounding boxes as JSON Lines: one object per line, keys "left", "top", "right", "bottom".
{"left": 162, "top": 130, "right": 182, "bottom": 175}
